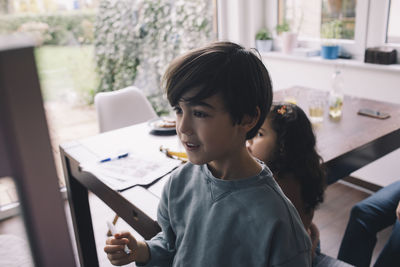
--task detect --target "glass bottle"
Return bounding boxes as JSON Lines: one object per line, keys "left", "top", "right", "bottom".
{"left": 329, "top": 69, "right": 344, "bottom": 118}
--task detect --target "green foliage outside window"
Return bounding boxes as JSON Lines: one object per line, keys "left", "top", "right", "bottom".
{"left": 0, "top": 11, "right": 96, "bottom": 45}
{"left": 321, "top": 19, "right": 343, "bottom": 40}
{"left": 94, "top": 0, "right": 213, "bottom": 115}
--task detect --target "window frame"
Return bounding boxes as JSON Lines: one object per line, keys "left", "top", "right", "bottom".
{"left": 271, "top": 0, "right": 400, "bottom": 61}
{"left": 368, "top": 0, "right": 400, "bottom": 47}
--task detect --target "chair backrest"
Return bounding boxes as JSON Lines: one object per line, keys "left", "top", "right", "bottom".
{"left": 94, "top": 86, "right": 158, "bottom": 133}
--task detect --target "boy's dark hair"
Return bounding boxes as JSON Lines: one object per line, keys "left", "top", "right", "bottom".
{"left": 267, "top": 103, "right": 326, "bottom": 212}
{"left": 163, "top": 41, "right": 273, "bottom": 139}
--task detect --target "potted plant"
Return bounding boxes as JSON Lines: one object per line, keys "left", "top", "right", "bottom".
{"left": 276, "top": 21, "right": 290, "bottom": 35}
{"left": 255, "top": 28, "right": 273, "bottom": 52}
{"left": 320, "top": 20, "right": 342, "bottom": 59}
{"left": 275, "top": 21, "right": 297, "bottom": 54}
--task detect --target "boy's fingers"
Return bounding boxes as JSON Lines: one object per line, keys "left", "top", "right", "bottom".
{"left": 105, "top": 232, "right": 136, "bottom": 265}
{"left": 104, "top": 244, "right": 127, "bottom": 253}
{"left": 115, "top": 232, "right": 138, "bottom": 250}
{"left": 106, "top": 237, "right": 128, "bottom": 246}
{"left": 107, "top": 250, "right": 128, "bottom": 260}
{"left": 105, "top": 237, "right": 113, "bottom": 245}
{"left": 107, "top": 251, "right": 135, "bottom": 266}
{"left": 114, "top": 231, "right": 131, "bottom": 238}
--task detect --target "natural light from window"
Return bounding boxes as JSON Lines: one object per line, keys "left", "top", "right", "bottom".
{"left": 387, "top": 0, "right": 400, "bottom": 44}
{"left": 278, "top": 0, "right": 356, "bottom": 40}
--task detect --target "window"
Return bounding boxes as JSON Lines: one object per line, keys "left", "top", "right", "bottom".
{"left": 275, "top": 0, "right": 400, "bottom": 60}
{"left": 387, "top": 0, "right": 400, "bottom": 44}
{"left": 0, "top": 0, "right": 100, "bottom": 221}
{"left": 278, "top": 0, "right": 356, "bottom": 40}
{"left": 0, "top": 0, "right": 216, "bottom": 219}
{"left": 321, "top": 0, "right": 356, "bottom": 40}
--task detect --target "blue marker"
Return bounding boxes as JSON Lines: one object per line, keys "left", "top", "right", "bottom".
{"left": 100, "top": 152, "right": 129, "bottom": 163}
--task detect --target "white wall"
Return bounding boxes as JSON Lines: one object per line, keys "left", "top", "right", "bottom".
{"left": 218, "top": 0, "right": 264, "bottom": 48}
{"left": 217, "top": 0, "right": 400, "bottom": 104}
{"left": 262, "top": 55, "right": 400, "bottom": 104}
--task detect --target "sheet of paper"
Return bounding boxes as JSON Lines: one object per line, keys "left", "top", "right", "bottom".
{"left": 81, "top": 151, "right": 181, "bottom": 191}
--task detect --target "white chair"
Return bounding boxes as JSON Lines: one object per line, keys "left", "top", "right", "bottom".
{"left": 94, "top": 86, "right": 157, "bottom": 234}
{"left": 94, "top": 86, "right": 157, "bottom": 133}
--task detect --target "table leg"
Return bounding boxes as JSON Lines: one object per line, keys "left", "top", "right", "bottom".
{"left": 62, "top": 156, "right": 99, "bottom": 267}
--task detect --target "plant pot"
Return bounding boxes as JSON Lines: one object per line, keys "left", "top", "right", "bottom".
{"left": 321, "top": 45, "right": 339, "bottom": 59}
{"left": 281, "top": 32, "right": 298, "bottom": 54}
{"left": 255, "top": 40, "right": 273, "bottom": 52}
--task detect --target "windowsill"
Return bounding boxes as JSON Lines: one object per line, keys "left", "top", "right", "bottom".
{"left": 261, "top": 51, "right": 400, "bottom": 73}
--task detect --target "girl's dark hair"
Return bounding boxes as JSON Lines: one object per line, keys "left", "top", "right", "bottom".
{"left": 268, "top": 103, "right": 326, "bottom": 212}
{"left": 163, "top": 41, "right": 273, "bottom": 140}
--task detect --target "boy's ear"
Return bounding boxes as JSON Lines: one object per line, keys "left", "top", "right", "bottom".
{"left": 240, "top": 107, "right": 260, "bottom": 132}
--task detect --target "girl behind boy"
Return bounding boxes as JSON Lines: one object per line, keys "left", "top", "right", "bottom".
{"left": 247, "top": 103, "right": 326, "bottom": 257}
{"left": 104, "top": 43, "right": 311, "bottom": 266}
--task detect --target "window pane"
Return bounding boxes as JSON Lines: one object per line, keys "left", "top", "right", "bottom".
{"left": 278, "top": 0, "right": 356, "bottom": 40}
{"left": 0, "top": 177, "right": 34, "bottom": 266}
{"left": 1, "top": 0, "right": 215, "bottom": 189}
{"left": 0, "top": 1, "right": 100, "bottom": 190}
{"left": 387, "top": 0, "right": 400, "bottom": 43}
{"left": 321, "top": 0, "right": 356, "bottom": 40}
{"left": 278, "top": 0, "right": 322, "bottom": 38}
{"left": 0, "top": 177, "right": 18, "bottom": 209}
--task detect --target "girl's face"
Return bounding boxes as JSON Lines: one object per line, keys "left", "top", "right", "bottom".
{"left": 247, "top": 117, "right": 277, "bottom": 163}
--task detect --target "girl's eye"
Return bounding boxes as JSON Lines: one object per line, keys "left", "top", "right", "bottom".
{"left": 257, "top": 132, "right": 264, "bottom": 137}
{"left": 173, "top": 106, "right": 182, "bottom": 115}
{"left": 193, "top": 110, "right": 208, "bottom": 118}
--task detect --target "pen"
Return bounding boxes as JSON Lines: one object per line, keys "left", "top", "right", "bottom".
{"left": 100, "top": 152, "right": 129, "bottom": 163}
{"left": 107, "top": 221, "right": 131, "bottom": 254}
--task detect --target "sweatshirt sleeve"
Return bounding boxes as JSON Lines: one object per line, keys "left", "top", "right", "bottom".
{"left": 141, "top": 175, "right": 176, "bottom": 266}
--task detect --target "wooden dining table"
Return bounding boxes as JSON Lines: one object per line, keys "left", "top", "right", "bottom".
{"left": 274, "top": 86, "right": 400, "bottom": 187}
{"left": 60, "top": 86, "right": 400, "bottom": 266}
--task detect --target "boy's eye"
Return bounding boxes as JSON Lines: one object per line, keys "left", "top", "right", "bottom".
{"left": 193, "top": 110, "right": 208, "bottom": 118}
{"left": 173, "top": 106, "right": 182, "bottom": 115}
{"left": 257, "top": 132, "right": 263, "bottom": 137}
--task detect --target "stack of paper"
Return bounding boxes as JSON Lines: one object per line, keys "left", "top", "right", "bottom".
{"left": 81, "top": 152, "right": 181, "bottom": 191}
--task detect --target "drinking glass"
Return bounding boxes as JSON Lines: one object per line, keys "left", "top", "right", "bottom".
{"left": 308, "top": 93, "right": 326, "bottom": 123}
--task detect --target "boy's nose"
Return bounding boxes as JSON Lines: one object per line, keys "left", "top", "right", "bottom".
{"left": 177, "top": 115, "right": 193, "bottom": 135}
{"left": 246, "top": 140, "right": 253, "bottom": 152}
{"left": 246, "top": 139, "right": 253, "bottom": 146}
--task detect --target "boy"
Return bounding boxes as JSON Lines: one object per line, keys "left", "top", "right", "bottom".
{"left": 104, "top": 42, "right": 311, "bottom": 266}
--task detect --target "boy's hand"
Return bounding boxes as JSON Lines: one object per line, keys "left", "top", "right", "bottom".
{"left": 104, "top": 231, "right": 149, "bottom": 266}
{"left": 396, "top": 201, "right": 400, "bottom": 221}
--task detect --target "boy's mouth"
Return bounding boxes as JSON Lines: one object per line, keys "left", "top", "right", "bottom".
{"left": 184, "top": 142, "right": 200, "bottom": 151}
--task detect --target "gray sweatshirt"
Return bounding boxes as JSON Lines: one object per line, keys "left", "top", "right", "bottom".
{"left": 142, "top": 162, "right": 311, "bottom": 267}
